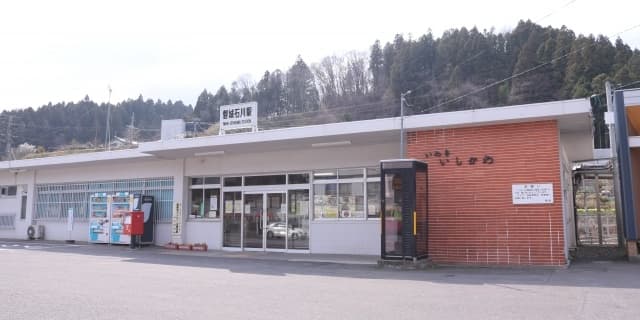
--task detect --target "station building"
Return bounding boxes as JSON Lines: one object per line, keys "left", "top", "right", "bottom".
{"left": 2, "top": 93, "right": 638, "bottom": 267}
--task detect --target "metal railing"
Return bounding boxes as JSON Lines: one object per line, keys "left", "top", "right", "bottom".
{"left": 0, "top": 214, "right": 16, "bottom": 230}
{"left": 35, "top": 177, "right": 174, "bottom": 223}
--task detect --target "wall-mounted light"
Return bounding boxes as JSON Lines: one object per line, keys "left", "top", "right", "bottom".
{"left": 194, "top": 150, "right": 225, "bottom": 157}
{"left": 311, "top": 140, "right": 351, "bottom": 148}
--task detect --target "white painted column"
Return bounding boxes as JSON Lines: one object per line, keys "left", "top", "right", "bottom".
{"left": 14, "top": 170, "right": 36, "bottom": 239}
{"left": 171, "top": 158, "right": 187, "bottom": 244}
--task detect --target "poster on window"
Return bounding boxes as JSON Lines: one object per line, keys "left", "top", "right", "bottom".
{"left": 209, "top": 196, "right": 218, "bottom": 211}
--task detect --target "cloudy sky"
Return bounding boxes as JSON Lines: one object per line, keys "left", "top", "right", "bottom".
{"left": 0, "top": 0, "right": 638, "bottom": 111}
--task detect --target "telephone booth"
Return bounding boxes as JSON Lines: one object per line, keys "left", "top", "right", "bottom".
{"left": 380, "top": 160, "right": 428, "bottom": 260}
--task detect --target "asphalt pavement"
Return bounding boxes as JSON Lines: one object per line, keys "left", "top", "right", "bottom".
{"left": 1, "top": 239, "right": 639, "bottom": 320}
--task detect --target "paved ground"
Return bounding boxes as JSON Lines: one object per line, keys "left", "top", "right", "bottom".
{"left": 1, "top": 240, "right": 639, "bottom": 320}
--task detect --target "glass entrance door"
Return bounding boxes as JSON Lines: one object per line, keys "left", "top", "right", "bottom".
{"left": 243, "top": 194, "right": 264, "bottom": 249}
{"left": 265, "top": 193, "right": 286, "bottom": 249}
{"left": 242, "top": 192, "right": 287, "bottom": 250}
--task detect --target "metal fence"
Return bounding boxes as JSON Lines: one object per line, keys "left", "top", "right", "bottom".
{"left": 0, "top": 214, "right": 15, "bottom": 230}
{"left": 35, "top": 177, "right": 174, "bottom": 223}
{"left": 576, "top": 213, "right": 618, "bottom": 246}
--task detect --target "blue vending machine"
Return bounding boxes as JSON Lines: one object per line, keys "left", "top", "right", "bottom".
{"left": 89, "top": 193, "right": 109, "bottom": 243}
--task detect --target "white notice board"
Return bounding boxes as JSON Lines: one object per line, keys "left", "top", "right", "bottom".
{"left": 512, "top": 183, "right": 553, "bottom": 204}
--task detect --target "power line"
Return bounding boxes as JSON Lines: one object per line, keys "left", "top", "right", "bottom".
{"left": 535, "top": 0, "right": 577, "bottom": 23}
{"left": 615, "top": 80, "right": 640, "bottom": 90}
{"left": 410, "top": 22, "right": 640, "bottom": 114}
{"left": 404, "top": 0, "right": 580, "bottom": 97}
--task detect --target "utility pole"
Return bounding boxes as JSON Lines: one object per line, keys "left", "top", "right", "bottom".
{"left": 105, "top": 86, "right": 112, "bottom": 151}
{"left": 400, "top": 91, "right": 411, "bottom": 158}
{"left": 128, "top": 112, "right": 135, "bottom": 144}
{"left": 5, "top": 115, "right": 13, "bottom": 160}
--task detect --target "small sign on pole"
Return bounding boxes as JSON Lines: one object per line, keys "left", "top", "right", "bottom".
{"left": 66, "top": 208, "right": 75, "bottom": 243}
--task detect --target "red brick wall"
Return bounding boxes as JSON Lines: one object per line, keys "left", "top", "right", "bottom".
{"left": 407, "top": 120, "right": 566, "bottom": 266}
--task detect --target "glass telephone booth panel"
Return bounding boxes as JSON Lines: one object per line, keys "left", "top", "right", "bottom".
{"left": 380, "top": 160, "right": 428, "bottom": 260}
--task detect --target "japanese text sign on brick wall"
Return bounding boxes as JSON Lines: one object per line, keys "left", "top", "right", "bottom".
{"left": 512, "top": 183, "right": 554, "bottom": 204}
{"left": 219, "top": 102, "right": 258, "bottom": 135}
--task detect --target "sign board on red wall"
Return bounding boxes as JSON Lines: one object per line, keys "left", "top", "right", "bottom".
{"left": 512, "top": 183, "right": 554, "bottom": 204}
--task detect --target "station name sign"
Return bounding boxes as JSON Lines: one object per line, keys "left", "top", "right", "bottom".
{"left": 219, "top": 102, "right": 258, "bottom": 135}
{"left": 512, "top": 183, "right": 554, "bottom": 204}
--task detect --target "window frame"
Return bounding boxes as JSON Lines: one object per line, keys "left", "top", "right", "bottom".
{"left": 311, "top": 167, "right": 380, "bottom": 220}
{"left": 188, "top": 176, "right": 222, "bottom": 220}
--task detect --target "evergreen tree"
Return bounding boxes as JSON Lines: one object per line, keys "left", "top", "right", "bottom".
{"left": 285, "top": 56, "right": 320, "bottom": 114}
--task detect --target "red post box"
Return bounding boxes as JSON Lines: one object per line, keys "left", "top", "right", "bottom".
{"left": 130, "top": 211, "right": 144, "bottom": 236}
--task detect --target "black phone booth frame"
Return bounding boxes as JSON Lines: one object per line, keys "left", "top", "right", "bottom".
{"left": 380, "top": 160, "right": 428, "bottom": 260}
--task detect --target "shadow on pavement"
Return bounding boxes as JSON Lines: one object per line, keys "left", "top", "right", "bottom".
{"left": 3, "top": 239, "right": 640, "bottom": 289}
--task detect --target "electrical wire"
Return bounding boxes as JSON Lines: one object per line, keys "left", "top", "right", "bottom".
{"left": 410, "top": 22, "right": 640, "bottom": 114}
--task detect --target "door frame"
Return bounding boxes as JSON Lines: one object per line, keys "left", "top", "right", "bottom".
{"left": 242, "top": 190, "right": 287, "bottom": 252}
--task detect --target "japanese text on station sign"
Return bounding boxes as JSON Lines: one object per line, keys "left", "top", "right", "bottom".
{"left": 512, "top": 183, "right": 554, "bottom": 204}
{"left": 219, "top": 102, "right": 258, "bottom": 134}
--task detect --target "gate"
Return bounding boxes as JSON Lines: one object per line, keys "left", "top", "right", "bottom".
{"left": 574, "top": 169, "right": 619, "bottom": 246}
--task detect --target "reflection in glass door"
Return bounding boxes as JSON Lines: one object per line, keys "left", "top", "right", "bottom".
{"left": 223, "top": 192, "right": 242, "bottom": 247}
{"left": 265, "top": 193, "right": 286, "bottom": 249}
{"left": 238, "top": 191, "right": 309, "bottom": 251}
{"left": 383, "top": 173, "right": 403, "bottom": 257}
{"left": 243, "top": 194, "right": 264, "bottom": 249}
{"left": 288, "top": 190, "right": 309, "bottom": 249}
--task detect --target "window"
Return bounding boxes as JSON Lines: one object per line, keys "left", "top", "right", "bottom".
{"left": 339, "top": 182, "right": 364, "bottom": 218}
{"left": 367, "top": 182, "right": 381, "bottom": 218}
{"left": 189, "top": 176, "right": 220, "bottom": 219}
{"left": 288, "top": 173, "right": 310, "bottom": 184}
{"left": 312, "top": 167, "right": 380, "bottom": 219}
{"left": 366, "top": 167, "right": 381, "bottom": 218}
{"left": 224, "top": 176, "right": 242, "bottom": 187}
{"left": 34, "top": 178, "right": 174, "bottom": 222}
{"left": 313, "top": 170, "right": 337, "bottom": 181}
{"left": 314, "top": 183, "right": 338, "bottom": 218}
{"left": 1, "top": 185, "right": 17, "bottom": 197}
{"left": 20, "top": 195, "right": 27, "bottom": 220}
{"left": 244, "top": 174, "right": 286, "bottom": 186}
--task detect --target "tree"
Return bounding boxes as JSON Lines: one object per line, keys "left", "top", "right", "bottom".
{"left": 285, "top": 56, "right": 320, "bottom": 114}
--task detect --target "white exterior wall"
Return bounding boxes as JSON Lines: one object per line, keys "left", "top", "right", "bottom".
{"left": 1, "top": 143, "right": 394, "bottom": 256}
{"left": 184, "top": 143, "right": 396, "bottom": 176}
{"left": 26, "top": 158, "right": 179, "bottom": 243}
{"left": 184, "top": 221, "right": 223, "bottom": 249}
{"left": 155, "top": 223, "right": 172, "bottom": 245}
{"left": 310, "top": 220, "right": 380, "bottom": 255}
{"left": 559, "top": 139, "right": 577, "bottom": 258}
{"left": 185, "top": 142, "right": 396, "bottom": 255}
{"left": 35, "top": 158, "right": 177, "bottom": 183}
{"left": 0, "top": 170, "right": 34, "bottom": 240}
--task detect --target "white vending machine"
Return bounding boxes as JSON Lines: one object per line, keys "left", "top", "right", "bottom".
{"left": 108, "top": 192, "right": 134, "bottom": 245}
{"left": 88, "top": 192, "right": 134, "bottom": 244}
{"left": 89, "top": 193, "right": 109, "bottom": 243}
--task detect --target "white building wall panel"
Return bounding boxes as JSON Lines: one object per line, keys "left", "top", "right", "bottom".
{"left": 38, "top": 221, "right": 90, "bottom": 242}
{"left": 185, "top": 143, "right": 396, "bottom": 176}
{"left": 155, "top": 223, "right": 172, "bottom": 245}
{"left": 0, "top": 171, "right": 35, "bottom": 240}
{"left": 184, "top": 221, "right": 222, "bottom": 249}
{"left": 35, "top": 159, "right": 178, "bottom": 184}
{"left": 310, "top": 220, "right": 379, "bottom": 255}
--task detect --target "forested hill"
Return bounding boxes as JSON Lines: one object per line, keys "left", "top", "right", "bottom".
{"left": 2, "top": 20, "right": 640, "bottom": 155}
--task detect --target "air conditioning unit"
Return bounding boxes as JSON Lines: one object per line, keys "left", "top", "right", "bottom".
{"left": 27, "top": 225, "right": 45, "bottom": 240}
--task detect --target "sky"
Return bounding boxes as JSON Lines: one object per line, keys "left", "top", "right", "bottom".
{"left": 0, "top": 0, "right": 639, "bottom": 111}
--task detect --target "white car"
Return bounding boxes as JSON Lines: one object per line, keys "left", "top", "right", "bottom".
{"left": 266, "top": 222, "right": 308, "bottom": 240}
